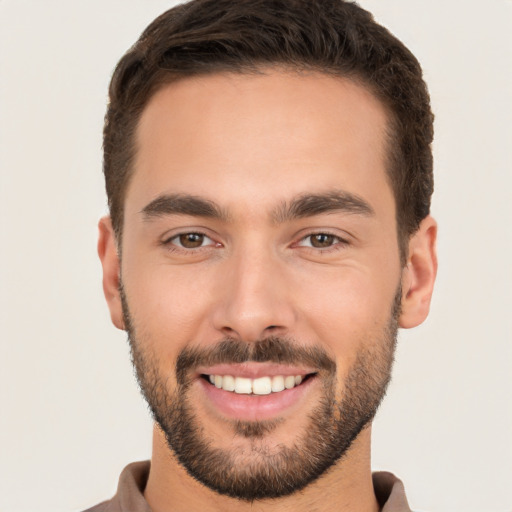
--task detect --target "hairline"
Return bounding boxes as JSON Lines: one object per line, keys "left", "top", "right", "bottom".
{"left": 113, "top": 64, "right": 410, "bottom": 262}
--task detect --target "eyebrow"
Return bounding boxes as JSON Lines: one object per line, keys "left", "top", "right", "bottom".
{"left": 141, "top": 194, "right": 229, "bottom": 221}
{"left": 272, "top": 190, "right": 375, "bottom": 223}
{"left": 140, "top": 190, "right": 374, "bottom": 223}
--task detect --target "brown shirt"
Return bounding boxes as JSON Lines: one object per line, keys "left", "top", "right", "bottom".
{"left": 84, "top": 461, "right": 412, "bottom": 512}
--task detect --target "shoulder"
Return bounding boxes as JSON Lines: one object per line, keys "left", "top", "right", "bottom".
{"left": 373, "top": 471, "right": 412, "bottom": 512}
{"left": 81, "top": 461, "right": 151, "bottom": 512}
{"left": 81, "top": 500, "right": 112, "bottom": 512}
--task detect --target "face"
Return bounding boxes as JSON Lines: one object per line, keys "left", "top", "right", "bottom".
{"left": 101, "top": 69, "right": 424, "bottom": 500}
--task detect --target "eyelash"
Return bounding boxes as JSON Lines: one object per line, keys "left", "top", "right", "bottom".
{"left": 295, "top": 232, "right": 350, "bottom": 252}
{"left": 162, "top": 232, "right": 217, "bottom": 252}
{"left": 161, "top": 231, "right": 350, "bottom": 254}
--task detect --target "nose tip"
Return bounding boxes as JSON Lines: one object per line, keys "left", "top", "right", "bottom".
{"left": 211, "top": 255, "right": 295, "bottom": 343}
{"left": 219, "top": 321, "right": 283, "bottom": 343}
{"left": 215, "top": 299, "right": 291, "bottom": 342}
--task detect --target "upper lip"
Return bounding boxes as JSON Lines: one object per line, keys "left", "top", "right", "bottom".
{"left": 195, "top": 362, "right": 317, "bottom": 379}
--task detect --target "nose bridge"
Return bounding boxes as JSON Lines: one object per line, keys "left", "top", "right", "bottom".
{"left": 212, "top": 238, "right": 294, "bottom": 341}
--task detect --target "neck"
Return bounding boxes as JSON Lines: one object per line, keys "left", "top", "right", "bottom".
{"left": 144, "top": 424, "right": 379, "bottom": 512}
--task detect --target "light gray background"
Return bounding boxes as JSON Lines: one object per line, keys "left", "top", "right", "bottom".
{"left": 1, "top": 1, "right": 511, "bottom": 511}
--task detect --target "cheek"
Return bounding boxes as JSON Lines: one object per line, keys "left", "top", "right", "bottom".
{"left": 122, "top": 259, "right": 217, "bottom": 360}
{"left": 294, "top": 267, "right": 398, "bottom": 360}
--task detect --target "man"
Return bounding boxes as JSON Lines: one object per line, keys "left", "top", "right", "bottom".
{"left": 91, "top": 0, "right": 437, "bottom": 510}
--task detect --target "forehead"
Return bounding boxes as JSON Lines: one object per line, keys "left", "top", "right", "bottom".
{"left": 126, "top": 69, "right": 393, "bottom": 221}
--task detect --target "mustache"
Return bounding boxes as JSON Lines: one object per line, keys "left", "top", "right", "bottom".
{"left": 176, "top": 336, "right": 336, "bottom": 384}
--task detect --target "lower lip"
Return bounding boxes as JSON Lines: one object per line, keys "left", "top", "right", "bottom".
{"left": 198, "top": 376, "right": 316, "bottom": 422}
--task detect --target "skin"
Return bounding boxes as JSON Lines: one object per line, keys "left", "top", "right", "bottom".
{"left": 98, "top": 69, "right": 437, "bottom": 512}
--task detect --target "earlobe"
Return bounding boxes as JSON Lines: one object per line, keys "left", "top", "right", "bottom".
{"left": 97, "top": 216, "right": 125, "bottom": 330}
{"left": 399, "top": 215, "right": 438, "bottom": 329}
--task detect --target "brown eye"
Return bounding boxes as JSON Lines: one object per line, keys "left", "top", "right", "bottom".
{"left": 178, "top": 233, "right": 205, "bottom": 248}
{"left": 309, "top": 234, "right": 336, "bottom": 248}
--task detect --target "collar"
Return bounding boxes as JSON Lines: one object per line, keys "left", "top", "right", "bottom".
{"left": 86, "top": 461, "right": 412, "bottom": 511}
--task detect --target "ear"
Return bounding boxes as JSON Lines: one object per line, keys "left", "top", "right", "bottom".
{"left": 97, "top": 216, "right": 125, "bottom": 330}
{"left": 399, "top": 215, "right": 438, "bottom": 329}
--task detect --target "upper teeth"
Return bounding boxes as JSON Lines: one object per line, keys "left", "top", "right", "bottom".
{"left": 208, "top": 374, "right": 304, "bottom": 395}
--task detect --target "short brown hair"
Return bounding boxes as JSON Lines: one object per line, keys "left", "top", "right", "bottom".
{"left": 104, "top": 0, "right": 434, "bottom": 256}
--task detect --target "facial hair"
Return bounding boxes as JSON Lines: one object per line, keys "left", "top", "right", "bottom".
{"left": 121, "top": 285, "right": 400, "bottom": 501}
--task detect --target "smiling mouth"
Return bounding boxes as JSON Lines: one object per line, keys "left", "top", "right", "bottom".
{"left": 201, "top": 373, "right": 316, "bottom": 395}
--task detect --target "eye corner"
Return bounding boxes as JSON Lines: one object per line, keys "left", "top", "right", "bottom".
{"left": 295, "top": 232, "right": 350, "bottom": 251}
{"left": 159, "top": 230, "right": 221, "bottom": 253}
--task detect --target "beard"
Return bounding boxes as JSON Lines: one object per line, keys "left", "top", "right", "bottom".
{"left": 121, "top": 285, "right": 400, "bottom": 501}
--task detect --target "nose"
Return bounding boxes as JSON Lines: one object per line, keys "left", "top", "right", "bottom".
{"left": 211, "top": 245, "right": 296, "bottom": 342}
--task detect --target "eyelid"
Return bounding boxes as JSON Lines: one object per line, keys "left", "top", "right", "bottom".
{"left": 160, "top": 229, "right": 221, "bottom": 250}
{"left": 294, "top": 230, "right": 351, "bottom": 250}
{"left": 170, "top": 233, "right": 213, "bottom": 247}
